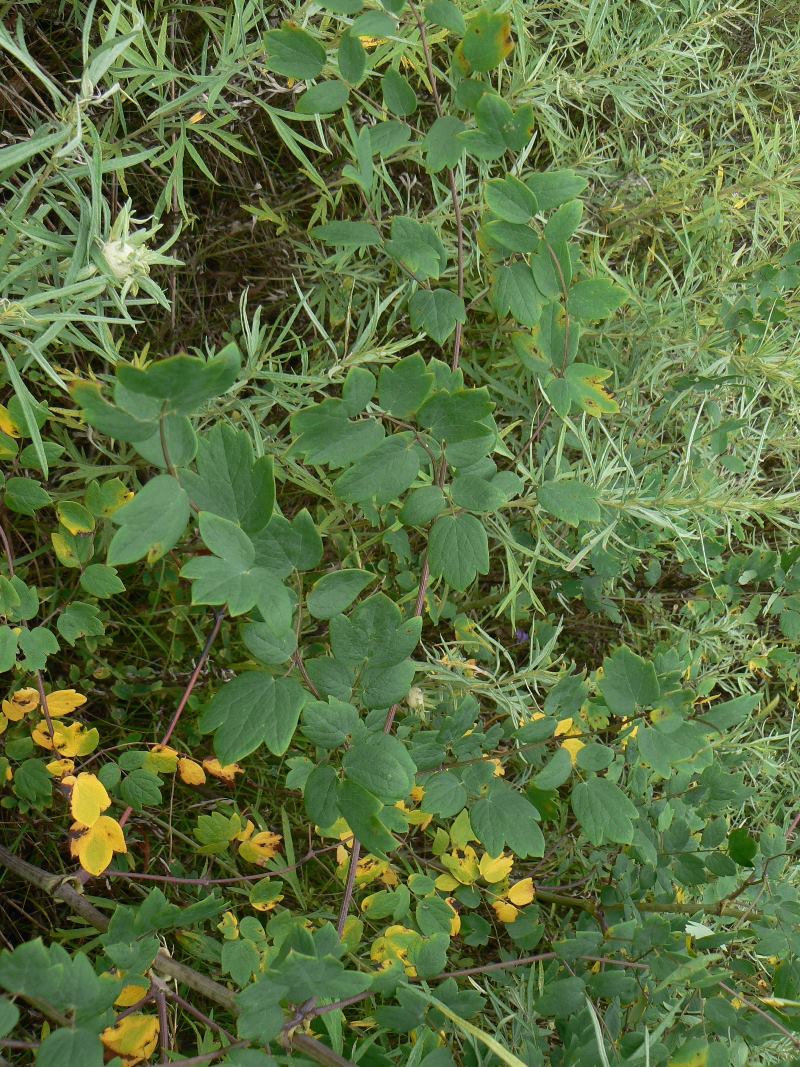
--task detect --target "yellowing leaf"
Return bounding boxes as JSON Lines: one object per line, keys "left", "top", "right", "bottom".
{"left": 239, "top": 830, "right": 282, "bottom": 866}
{"left": 32, "top": 720, "right": 99, "bottom": 757}
{"left": 143, "top": 744, "right": 178, "bottom": 773}
{"left": 440, "top": 845, "right": 479, "bottom": 885}
{"left": 445, "top": 898, "right": 461, "bottom": 936}
{"left": 235, "top": 819, "right": 255, "bottom": 842}
{"left": 177, "top": 757, "right": 206, "bottom": 785}
{"left": 203, "top": 757, "right": 243, "bottom": 784}
{"left": 479, "top": 851, "right": 513, "bottom": 883}
{"left": 71, "top": 815, "right": 126, "bottom": 875}
{"left": 370, "top": 924, "right": 420, "bottom": 976}
{"left": 70, "top": 772, "right": 111, "bottom": 826}
{"left": 114, "top": 981, "right": 149, "bottom": 1007}
{"left": 0, "top": 714, "right": 7, "bottom": 736}
{"left": 434, "top": 873, "right": 459, "bottom": 892}
{"left": 51, "top": 531, "right": 83, "bottom": 568}
{"left": 217, "top": 911, "right": 239, "bottom": 940}
{"left": 492, "top": 900, "right": 519, "bottom": 924}
{"left": 101, "top": 1014, "right": 159, "bottom": 1066}
{"left": 3, "top": 687, "right": 39, "bottom": 721}
{"left": 506, "top": 878, "right": 535, "bottom": 906}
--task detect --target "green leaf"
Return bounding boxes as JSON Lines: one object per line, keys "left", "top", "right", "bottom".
{"left": 222, "top": 939, "right": 261, "bottom": 986}
{"left": 121, "top": 768, "right": 163, "bottom": 810}
{"left": 424, "top": 0, "right": 465, "bottom": 34}
{"left": 450, "top": 472, "right": 518, "bottom": 513}
{"left": 79, "top": 564, "right": 124, "bottom": 600}
{"left": 492, "top": 263, "right": 543, "bottom": 327}
{"left": 108, "top": 475, "right": 190, "bottom": 565}
{"left": 56, "top": 602, "right": 104, "bottom": 645}
{"left": 180, "top": 425, "right": 275, "bottom": 535}
{"left": 5, "top": 476, "right": 51, "bottom": 516}
{"left": 296, "top": 80, "right": 350, "bottom": 115}
{"left": 301, "top": 698, "right": 362, "bottom": 749}
{"left": 237, "top": 976, "right": 289, "bottom": 1043}
{"left": 307, "top": 569, "right": 376, "bottom": 619}
{"left": 17, "top": 626, "right": 58, "bottom": 671}
{"left": 311, "top": 221, "right": 380, "bottom": 248}
{"left": 200, "top": 673, "right": 306, "bottom": 763}
{"left": 265, "top": 26, "right": 326, "bottom": 79}
{"left": 470, "top": 780, "right": 544, "bottom": 858}
{"left": 333, "top": 433, "right": 420, "bottom": 504}
{"left": 421, "top": 771, "right": 466, "bottom": 817}
{"left": 567, "top": 278, "right": 628, "bottom": 320}
{"left": 409, "top": 289, "right": 466, "bottom": 346}
{"left": 484, "top": 221, "right": 538, "bottom": 254}
{"left": 543, "top": 199, "right": 583, "bottom": 242}
{"left": 423, "top": 116, "right": 467, "bottom": 172}
{"left": 486, "top": 175, "right": 538, "bottom": 223}
{"left": 382, "top": 68, "right": 417, "bottom": 116}
{"left": 460, "top": 9, "right": 513, "bottom": 72}
{"left": 385, "top": 218, "right": 447, "bottom": 280}
{"left": 571, "top": 776, "right": 638, "bottom": 845}
{"left": 116, "top": 347, "right": 240, "bottom": 416}
{"left": 532, "top": 747, "right": 572, "bottom": 790}
{"left": 304, "top": 763, "right": 341, "bottom": 825}
{"left": 180, "top": 513, "right": 271, "bottom": 615}
{"left": 291, "top": 398, "right": 385, "bottom": 466}
{"left": 337, "top": 779, "right": 397, "bottom": 855}
{"left": 13, "top": 758, "right": 52, "bottom": 804}
{"left": 400, "top": 485, "right": 446, "bottom": 526}
{"left": 37, "top": 1029, "right": 103, "bottom": 1067}
{"left": 342, "top": 366, "right": 376, "bottom": 414}
{"left": 0, "top": 996, "right": 19, "bottom": 1038}
{"left": 378, "top": 354, "right": 435, "bottom": 417}
{"left": 537, "top": 480, "right": 600, "bottom": 525}
{"left": 428, "top": 514, "right": 489, "bottom": 590}
{"left": 525, "top": 170, "right": 588, "bottom": 212}
{"left": 0, "top": 627, "right": 18, "bottom": 672}
{"left": 338, "top": 31, "right": 367, "bottom": 83}
{"left": 599, "top": 647, "right": 660, "bottom": 716}
{"left": 728, "top": 827, "right": 758, "bottom": 867}
{"left": 343, "top": 733, "right": 417, "bottom": 802}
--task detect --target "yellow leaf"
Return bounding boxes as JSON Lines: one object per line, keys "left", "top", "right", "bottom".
{"left": 0, "top": 714, "right": 7, "bottom": 735}
{"left": 46, "top": 758, "right": 75, "bottom": 778}
{"left": 70, "top": 772, "right": 111, "bottom": 826}
{"left": 3, "top": 687, "right": 40, "bottom": 721}
{"left": 71, "top": 815, "right": 126, "bottom": 875}
{"left": 114, "top": 981, "right": 149, "bottom": 1007}
{"left": 506, "top": 878, "right": 535, "bottom": 906}
{"left": 561, "top": 737, "right": 585, "bottom": 765}
{"left": 554, "top": 716, "right": 582, "bottom": 738}
{"left": 177, "top": 757, "right": 206, "bottom": 785}
{"left": 32, "top": 720, "right": 99, "bottom": 757}
{"left": 101, "top": 1014, "right": 159, "bottom": 1066}
{"left": 143, "top": 744, "right": 178, "bottom": 773}
{"left": 202, "top": 757, "right": 242, "bottom": 784}
{"left": 234, "top": 819, "right": 255, "bottom": 843}
{"left": 492, "top": 900, "right": 519, "bottom": 924}
{"left": 479, "top": 852, "right": 513, "bottom": 883}
{"left": 0, "top": 404, "right": 20, "bottom": 437}
{"left": 238, "top": 831, "right": 282, "bottom": 866}
{"left": 434, "top": 873, "right": 459, "bottom": 892}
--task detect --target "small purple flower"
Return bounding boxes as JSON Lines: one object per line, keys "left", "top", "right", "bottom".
{"left": 514, "top": 629, "right": 529, "bottom": 645}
